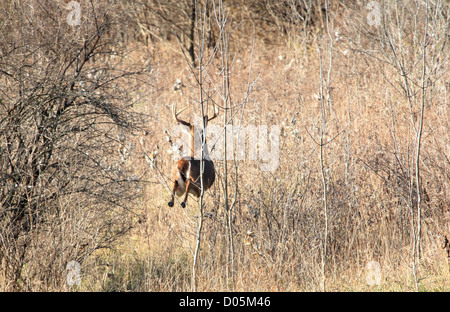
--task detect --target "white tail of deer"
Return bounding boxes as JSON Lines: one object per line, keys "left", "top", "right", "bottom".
{"left": 167, "top": 104, "right": 218, "bottom": 208}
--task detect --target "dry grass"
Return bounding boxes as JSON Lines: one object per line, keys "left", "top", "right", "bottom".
{"left": 76, "top": 6, "right": 449, "bottom": 290}
{"left": 1, "top": 0, "right": 448, "bottom": 292}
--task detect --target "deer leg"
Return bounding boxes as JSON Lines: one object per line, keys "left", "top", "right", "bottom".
{"left": 168, "top": 180, "right": 178, "bottom": 207}
{"left": 168, "top": 196, "right": 175, "bottom": 207}
{"left": 168, "top": 195, "right": 175, "bottom": 207}
{"left": 180, "top": 180, "right": 193, "bottom": 208}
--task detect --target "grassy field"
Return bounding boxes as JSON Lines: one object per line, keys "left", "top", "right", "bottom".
{"left": 0, "top": 0, "right": 448, "bottom": 291}
{"left": 81, "top": 3, "right": 449, "bottom": 291}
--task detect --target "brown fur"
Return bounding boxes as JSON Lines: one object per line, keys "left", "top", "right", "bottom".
{"left": 168, "top": 157, "right": 215, "bottom": 208}
{"left": 168, "top": 104, "right": 218, "bottom": 208}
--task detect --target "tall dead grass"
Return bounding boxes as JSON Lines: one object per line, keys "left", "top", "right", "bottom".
{"left": 1, "top": 0, "right": 448, "bottom": 291}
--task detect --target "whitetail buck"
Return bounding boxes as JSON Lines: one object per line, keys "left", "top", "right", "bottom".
{"left": 167, "top": 104, "right": 218, "bottom": 208}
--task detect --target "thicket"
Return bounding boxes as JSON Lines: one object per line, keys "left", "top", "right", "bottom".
{"left": 0, "top": 0, "right": 448, "bottom": 291}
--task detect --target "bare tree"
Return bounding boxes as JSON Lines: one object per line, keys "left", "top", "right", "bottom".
{"left": 0, "top": 0, "right": 148, "bottom": 290}
{"left": 351, "top": 0, "right": 448, "bottom": 290}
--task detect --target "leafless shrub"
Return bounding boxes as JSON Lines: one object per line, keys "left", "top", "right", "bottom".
{"left": 261, "top": 0, "right": 326, "bottom": 32}
{"left": 0, "top": 0, "right": 149, "bottom": 290}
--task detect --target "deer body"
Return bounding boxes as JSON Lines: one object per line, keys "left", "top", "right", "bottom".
{"left": 168, "top": 104, "right": 217, "bottom": 208}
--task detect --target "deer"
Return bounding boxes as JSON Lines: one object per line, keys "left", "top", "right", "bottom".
{"left": 167, "top": 103, "right": 218, "bottom": 208}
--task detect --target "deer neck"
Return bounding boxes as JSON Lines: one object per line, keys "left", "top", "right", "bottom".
{"left": 189, "top": 125, "right": 195, "bottom": 158}
{"left": 190, "top": 125, "right": 211, "bottom": 160}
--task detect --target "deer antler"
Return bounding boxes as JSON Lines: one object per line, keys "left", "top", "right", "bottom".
{"left": 172, "top": 103, "right": 191, "bottom": 127}
{"left": 206, "top": 103, "right": 219, "bottom": 122}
